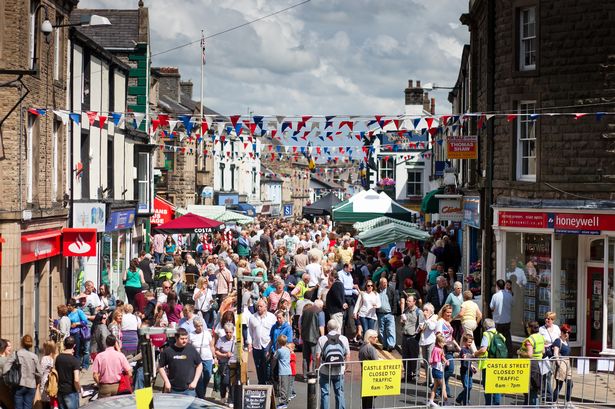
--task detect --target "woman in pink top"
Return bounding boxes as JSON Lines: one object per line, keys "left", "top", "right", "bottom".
{"left": 162, "top": 291, "right": 183, "bottom": 325}
{"left": 268, "top": 279, "right": 291, "bottom": 313}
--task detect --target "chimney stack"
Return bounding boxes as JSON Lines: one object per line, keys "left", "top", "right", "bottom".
{"left": 180, "top": 80, "right": 193, "bottom": 98}
{"left": 405, "top": 79, "right": 424, "bottom": 106}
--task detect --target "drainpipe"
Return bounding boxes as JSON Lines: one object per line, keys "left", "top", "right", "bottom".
{"left": 482, "top": 0, "right": 496, "bottom": 311}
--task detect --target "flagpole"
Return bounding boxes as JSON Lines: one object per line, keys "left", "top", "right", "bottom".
{"left": 199, "top": 30, "right": 205, "bottom": 204}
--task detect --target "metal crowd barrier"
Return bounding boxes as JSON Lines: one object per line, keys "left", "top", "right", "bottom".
{"left": 315, "top": 356, "right": 615, "bottom": 408}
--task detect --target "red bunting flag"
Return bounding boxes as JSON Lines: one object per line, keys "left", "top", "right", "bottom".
{"left": 98, "top": 115, "right": 107, "bottom": 129}
{"left": 158, "top": 114, "right": 169, "bottom": 127}
{"left": 440, "top": 115, "right": 451, "bottom": 126}
{"left": 394, "top": 119, "right": 402, "bottom": 130}
{"left": 426, "top": 117, "right": 434, "bottom": 129}
{"left": 86, "top": 111, "right": 97, "bottom": 126}
{"left": 243, "top": 143, "right": 248, "bottom": 150}
{"left": 292, "top": 146, "right": 298, "bottom": 153}
{"left": 268, "top": 145, "right": 273, "bottom": 151}
{"left": 317, "top": 147, "right": 322, "bottom": 154}
{"left": 27, "top": 108, "right": 41, "bottom": 116}
{"left": 201, "top": 121, "right": 209, "bottom": 134}
{"left": 151, "top": 119, "right": 161, "bottom": 132}
{"left": 230, "top": 115, "right": 241, "bottom": 127}
{"left": 506, "top": 114, "right": 517, "bottom": 122}
{"left": 574, "top": 113, "right": 588, "bottom": 120}
{"left": 302, "top": 115, "right": 312, "bottom": 123}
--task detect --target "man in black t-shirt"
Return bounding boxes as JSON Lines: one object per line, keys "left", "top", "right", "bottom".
{"left": 55, "top": 336, "right": 81, "bottom": 409}
{"left": 157, "top": 328, "right": 202, "bottom": 395}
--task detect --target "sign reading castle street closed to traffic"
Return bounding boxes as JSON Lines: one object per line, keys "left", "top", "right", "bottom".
{"left": 484, "top": 359, "right": 531, "bottom": 394}
{"left": 361, "top": 360, "right": 403, "bottom": 397}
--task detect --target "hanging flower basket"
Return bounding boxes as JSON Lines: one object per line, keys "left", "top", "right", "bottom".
{"left": 376, "top": 178, "right": 396, "bottom": 187}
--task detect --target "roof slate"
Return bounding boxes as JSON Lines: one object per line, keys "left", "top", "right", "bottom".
{"left": 71, "top": 9, "right": 140, "bottom": 50}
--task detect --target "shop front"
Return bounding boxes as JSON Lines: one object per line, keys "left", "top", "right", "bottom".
{"left": 462, "top": 195, "right": 482, "bottom": 297}
{"left": 21, "top": 228, "right": 63, "bottom": 351}
{"left": 103, "top": 208, "right": 136, "bottom": 300}
{"left": 494, "top": 207, "right": 615, "bottom": 356}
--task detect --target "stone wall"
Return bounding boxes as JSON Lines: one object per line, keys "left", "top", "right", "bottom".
{"left": 469, "top": 0, "right": 615, "bottom": 201}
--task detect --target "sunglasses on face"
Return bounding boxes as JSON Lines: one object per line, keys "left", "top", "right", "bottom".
{"left": 163, "top": 286, "right": 171, "bottom": 289}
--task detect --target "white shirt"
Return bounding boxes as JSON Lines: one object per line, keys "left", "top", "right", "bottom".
{"left": 306, "top": 263, "right": 323, "bottom": 287}
{"left": 353, "top": 291, "right": 381, "bottom": 320}
{"left": 489, "top": 289, "right": 514, "bottom": 324}
{"left": 539, "top": 324, "right": 561, "bottom": 348}
{"left": 86, "top": 292, "right": 102, "bottom": 310}
{"left": 121, "top": 313, "right": 140, "bottom": 331}
{"left": 190, "top": 329, "right": 214, "bottom": 361}
{"left": 247, "top": 311, "right": 277, "bottom": 349}
{"left": 193, "top": 287, "right": 214, "bottom": 312}
{"left": 507, "top": 267, "right": 528, "bottom": 286}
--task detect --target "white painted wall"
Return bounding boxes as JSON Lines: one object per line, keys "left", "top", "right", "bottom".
{"left": 213, "top": 138, "right": 261, "bottom": 203}
{"left": 71, "top": 45, "right": 83, "bottom": 200}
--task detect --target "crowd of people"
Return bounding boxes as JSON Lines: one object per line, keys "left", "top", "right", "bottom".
{"left": 0, "top": 216, "right": 575, "bottom": 409}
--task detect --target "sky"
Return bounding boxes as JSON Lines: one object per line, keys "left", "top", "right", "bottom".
{"left": 78, "top": 0, "right": 469, "bottom": 117}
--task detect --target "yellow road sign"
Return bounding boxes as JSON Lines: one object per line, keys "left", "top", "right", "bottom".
{"left": 361, "top": 359, "right": 403, "bottom": 397}
{"left": 484, "top": 359, "right": 531, "bottom": 394}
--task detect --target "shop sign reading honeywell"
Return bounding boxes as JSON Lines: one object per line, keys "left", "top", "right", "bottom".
{"left": 439, "top": 198, "right": 463, "bottom": 222}
{"left": 498, "top": 211, "right": 615, "bottom": 234}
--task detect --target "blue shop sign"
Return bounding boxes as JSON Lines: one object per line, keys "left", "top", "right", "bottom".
{"left": 105, "top": 209, "right": 136, "bottom": 232}
{"left": 462, "top": 196, "right": 480, "bottom": 229}
{"left": 283, "top": 204, "right": 293, "bottom": 218}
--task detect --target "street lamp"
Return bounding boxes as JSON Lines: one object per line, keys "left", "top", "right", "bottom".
{"left": 422, "top": 82, "right": 456, "bottom": 91}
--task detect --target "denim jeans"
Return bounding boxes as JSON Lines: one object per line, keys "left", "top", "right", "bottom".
{"left": 319, "top": 373, "right": 345, "bottom": 409}
{"left": 171, "top": 388, "right": 196, "bottom": 396}
{"left": 443, "top": 352, "right": 454, "bottom": 397}
{"left": 456, "top": 368, "right": 473, "bottom": 404}
{"left": 58, "top": 392, "right": 80, "bottom": 409}
{"left": 553, "top": 380, "right": 573, "bottom": 402}
{"left": 359, "top": 316, "right": 376, "bottom": 332}
{"left": 377, "top": 313, "right": 396, "bottom": 349}
{"left": 14, "top": 386, "right": 36, "bottom": 409}
{"left": 482, "top": 369, "right": 501, "bottom": 405}
{"left": 196, "top": 359, "right": 213, "bottom": 399}
{"left": 82, "top": 337, "right": 91, "bottom": 369}
{"left": 253, "top": 348, "right": 270, "bottom": 384}
{"left": 134, "top": 366, "right": 145, "bottom": 390}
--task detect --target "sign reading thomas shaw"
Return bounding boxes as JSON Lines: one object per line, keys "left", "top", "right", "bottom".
{"left": 361, "top": 360, "right": 402, "bottom": 397}
{"left": 484, "top": 359, "right": 530, "bottom": 394}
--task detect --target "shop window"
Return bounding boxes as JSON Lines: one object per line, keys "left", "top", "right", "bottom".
{"left": 505, "top": 232, "right": 552, "bottom": 338}
{"left": 554, "top": 235, "right": 578, "bottom": 343}
{"left": 137, "top": 152, "right": 150, "bottom": 210}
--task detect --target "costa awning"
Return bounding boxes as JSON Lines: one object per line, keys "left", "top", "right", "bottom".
{"left": 154, "top": 212, "right": 225, "bottom": 234}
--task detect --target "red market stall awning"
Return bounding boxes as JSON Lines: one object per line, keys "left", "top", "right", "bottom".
{"left": 153, "top": 212, "right": 225, "bottom": 234}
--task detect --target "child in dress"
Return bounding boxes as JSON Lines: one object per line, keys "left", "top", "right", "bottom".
{"left": 289, "top": 342, "right": 297, "bottom": 400}
{"left": 429, "top": 334, "right": 449, "bottom": 407}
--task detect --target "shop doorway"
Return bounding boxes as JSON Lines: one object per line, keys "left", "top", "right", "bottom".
{"left": 587, "top": 267, "right": 605, "bottom": 356}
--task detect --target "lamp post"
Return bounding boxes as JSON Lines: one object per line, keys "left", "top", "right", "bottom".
{"left": 422, "top": 82, "right": 456, "bottom": 91}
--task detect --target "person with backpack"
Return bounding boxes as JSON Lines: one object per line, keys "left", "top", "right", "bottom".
{"left": 474, "top": 319, "right": 507, "bottom": 405}
{"left": 315, "top": 320, "right": 350, "bottom": 409}
{"left": 40, "top": 340, "right": 58, "bottom": 409}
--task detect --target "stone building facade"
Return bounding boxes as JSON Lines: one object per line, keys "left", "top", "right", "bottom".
{"left": 455, "top": 0, "right": 615, "bottom": 354}
{"left": 0, "top": 0, "right": 78, "bottom": 347}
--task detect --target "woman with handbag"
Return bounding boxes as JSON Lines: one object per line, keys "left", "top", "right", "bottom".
{"left": 3, "top": 335, "right": 42, "bottom": 409}
{"left": 214, "top": 323, "right": 237, "bottom": 405}
{"left": 123, "top": 259, "right": 145, "bottom": 307}
{"left": 194, "top": 277, "right": 216, "bottom": 329}
{"left": 190, "top": 317, "right": 216, "bottom": 399}
{"left": 39, "top": 340, "right": 57, "bottom": 409}
{"left": 0, "top": 339, "right": 15, "bottom": 409}
{"left": 552, "top": 324, "right": 573, "bottom": 403}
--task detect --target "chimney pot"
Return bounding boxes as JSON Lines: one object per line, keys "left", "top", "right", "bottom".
{"left": 431, "top": 98, "right": 436, "bottom": 115}
{"left": 408, "top": 80, "right": 413, "bottom": 88}
{"left": 416, "top": 80, "right": 421, "bottom": 88}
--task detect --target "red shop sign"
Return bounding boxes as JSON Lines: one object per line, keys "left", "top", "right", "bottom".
{"left": 21, "top": 230, "right": 62, "bottom": 264}
{"left": 499, "top": 211, "right": 548, "bottom": 228}
{"left": 151, "top": 196, "right": 175, "bottom": 226}
{"left": 62, "top": 228, "right": 97, "bottom": 257}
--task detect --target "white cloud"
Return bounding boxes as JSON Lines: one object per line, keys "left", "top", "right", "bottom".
{"left": 78, "top": 0, "right": 469, "bottom": 116}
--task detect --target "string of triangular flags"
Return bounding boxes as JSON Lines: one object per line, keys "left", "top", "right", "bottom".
{"left": 28, "top": 109, "right": 614, "bottom": 138}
